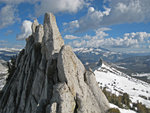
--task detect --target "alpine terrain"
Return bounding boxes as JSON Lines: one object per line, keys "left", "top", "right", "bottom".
{"left": 94, "top": 60, "right": 150, "bottom": 113}
{"left": 0, "top": 13, "right": 110, "bottom": 113}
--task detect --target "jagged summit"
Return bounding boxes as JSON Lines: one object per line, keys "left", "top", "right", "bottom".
{"left": 0, "top": 13, "right": 109, "bottom": 113}
{"left": 30, "top": 12, "right": 64, "bottom": 59}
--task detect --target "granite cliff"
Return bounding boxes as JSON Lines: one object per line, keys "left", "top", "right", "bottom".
{"left": 0, "top": 13, "right": 109, "bottom": 113}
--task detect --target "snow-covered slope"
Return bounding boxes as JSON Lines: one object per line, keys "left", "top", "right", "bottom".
{"left": 94, "top": 63, "right": 150, "bottom": 108}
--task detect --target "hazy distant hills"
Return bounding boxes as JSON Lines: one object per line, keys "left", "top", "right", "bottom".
{"left": 0, "top": 48, "right": 20, "bottom": 90}
{"left": 74, "top": 47, "right": 150, "bottom": 74}
{"left": 74, "top": 47, "right": 130, "bottom": 64}
{"left": 115, "top": 56, "right": 150, "bottom": 73}
{"left": 0, "top": 48, "right": 19, "bottom": 72}
{"left": 0, "top": 48, "right": 20, "bottom": 61}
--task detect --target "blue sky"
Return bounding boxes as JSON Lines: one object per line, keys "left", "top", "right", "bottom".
{"left": 0, "top": 0, "right": 150, "bottom": 54}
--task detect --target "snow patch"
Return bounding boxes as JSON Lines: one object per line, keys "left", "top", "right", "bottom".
{"left": 110, "top": 103, "right": 137, "bottom": 113}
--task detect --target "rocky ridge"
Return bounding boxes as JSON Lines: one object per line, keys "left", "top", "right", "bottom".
{"left": 0, "top": 13, "right": 109, "bottom": 113}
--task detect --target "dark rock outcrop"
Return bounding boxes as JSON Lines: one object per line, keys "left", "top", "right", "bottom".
{"left": 0, "top": 13, "right": 110, "bottom": 113}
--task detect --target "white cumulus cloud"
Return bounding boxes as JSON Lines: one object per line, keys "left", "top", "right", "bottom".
{"left": 64, "top": 0, "right": 150, "bottom": 32}
{"left": 16, "top": 20, "right": 32, "bottom": 40}
{"left": 64, "top": 6, "right": 111, "bottom": 32}
{"left": 35, "top": 0, "right": 88, "bottom": 16}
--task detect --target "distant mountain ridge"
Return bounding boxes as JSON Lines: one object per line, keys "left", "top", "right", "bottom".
{"left": 74, "top": 47, "right": 130, "bottom": 64}
{"left": 0, "top": 48, "right": 20, "bottom": 61}
{"left": 74, "top": 47, "right": 150, "bottom": 74}
{"left": 116, "top": 55, "right": 150, "bottom": 73}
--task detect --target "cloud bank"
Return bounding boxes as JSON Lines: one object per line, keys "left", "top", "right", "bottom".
{"left": 66, "top": 29, "right": 150, "bottom": 53}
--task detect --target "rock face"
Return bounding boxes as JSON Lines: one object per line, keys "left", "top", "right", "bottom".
{"left": 0, "top": 13, "right": 110, "bottom": 113}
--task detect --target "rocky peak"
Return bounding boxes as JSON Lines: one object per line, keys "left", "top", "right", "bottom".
{"left": 32, "top": 19, "right": 39, "bottom": 34}
{"left": 0, "top": 13, "right": 109, "bottom": 113}
{"left": 43, "top": 13, "right": 64, "bottom": 59}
